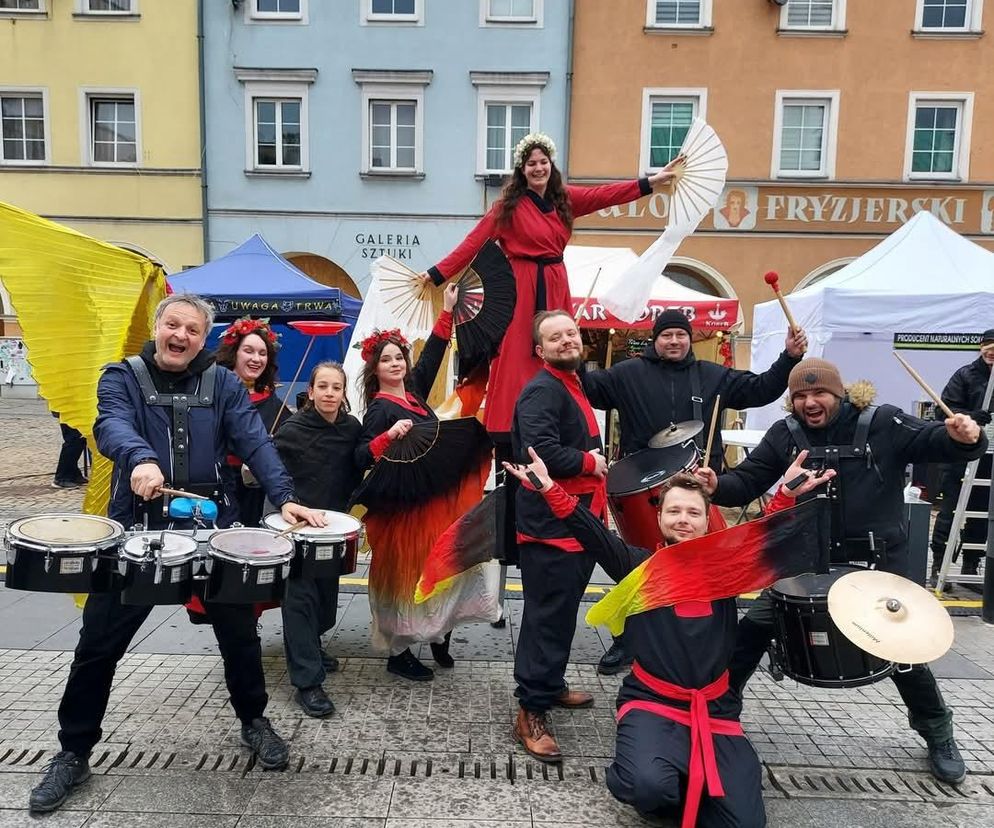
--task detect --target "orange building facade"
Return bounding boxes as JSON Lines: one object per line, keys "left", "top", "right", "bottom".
{"left": 568, "top": 0, "right": 994, "bottom": 358}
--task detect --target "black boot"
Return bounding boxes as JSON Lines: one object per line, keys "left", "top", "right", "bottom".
{"left": 296, "top": 686, "right": 336, "bottom": 718}
{"left": 928, "top": 737, "right": 966, "bottom": 785}
{"left": 729, "top": 618, "right": 774, "bottom": 696}
{"left": 598, "top": 636, "right": 634, "bottom": 676}
{"left": 387, "top": 648, "right": 434, "bottom": 682}
{"left": 430, "top": 632, "right": 455, "bottom": 668}
{"left": 28, "top": 751, "right": 91, "bottom": 813}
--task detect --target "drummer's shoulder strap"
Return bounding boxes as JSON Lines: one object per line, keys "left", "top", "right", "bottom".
{"left": 688, "top": 362, "right": 704, "bottom": 431}
{"left": 784, "top": 406, "right": 878, "bottom": 464}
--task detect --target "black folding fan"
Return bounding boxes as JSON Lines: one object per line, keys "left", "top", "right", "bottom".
{"left": 453, "top": 240, "right": 516, "bottom": 377}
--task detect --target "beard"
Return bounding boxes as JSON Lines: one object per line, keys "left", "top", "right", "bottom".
{"left": 545, "top": 353, "right": 582, "bottom": 371}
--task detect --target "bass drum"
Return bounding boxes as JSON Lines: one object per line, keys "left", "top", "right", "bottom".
{"left": 770, "top": 567, "right": 895, "bottom": 688}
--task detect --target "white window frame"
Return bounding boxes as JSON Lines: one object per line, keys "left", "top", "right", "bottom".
{"left": 644, "top": 0, "right": 712, "bottom": 29}
{"left": 639, "top": 87, "right": 707, "bottom": 174}
{"left": 0, "top": 87, "right": 50, "bottom": 166}
{"left": 245, "top": 0, "right": 307, "bottom": 24}
{"left": 0, "top": 0, "right": 45, "bottom": 14}
{"left": 234, "top": 68, "right": 315, "bottom": 175}
{"left": 79, "top": 87, "right": 141, "bottom": 168}
{"left": 471, "top": 72, "right": 547, "bottom": 175}
{"left": 353, "top": 70, "right": 431, "bottom": 176}
{"left": 903, "top": 92, "right": 973, "bottom": 182}
{"left": 361, "top": 0, "right": 423, "bottom": 26}
{"left": 914, "top": 0, "right": 983, "bottom": 33}
{"left": 771, "top": 90, "right": 839, "bottom": 180}
{"left": 76, "top": 0, "right": 137, "bottom": 15}
{"left": 479, "top": 0, "right": 543, "bottom": 26}
{"left": 779, "top": 0, "right": 846, "bottom": 31}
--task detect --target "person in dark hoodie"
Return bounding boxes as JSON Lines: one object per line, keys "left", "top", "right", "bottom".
{"left": 580, "top": 308, "right": 807, "bottom": 675}
{"left": 929, "top": 329, "right": 994, "bottom": 583}
{"left": 273, "top": 361, "right": 363, "bottom": 717}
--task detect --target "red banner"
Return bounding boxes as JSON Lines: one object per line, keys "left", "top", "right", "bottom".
{"left": 572, "top": 297, "right": 739, "bottom": 331}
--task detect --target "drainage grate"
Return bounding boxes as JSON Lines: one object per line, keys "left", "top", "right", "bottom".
{"left": 767, "top": 765, "right": 994, "bottom": 804}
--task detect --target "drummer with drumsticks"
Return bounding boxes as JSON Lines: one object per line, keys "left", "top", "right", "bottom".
{"left": 581, "top": 308, "right": 807, "bottom": 675}
{"left": 694, "top": 357, "right": 986, "bottom": 786}
{"left": 29, "top": 294, "right": 325, "bottom": 814}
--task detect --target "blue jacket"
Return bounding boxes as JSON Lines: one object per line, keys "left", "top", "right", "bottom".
{"left": 94, "top": 345, "right": 296, "bottom": 528}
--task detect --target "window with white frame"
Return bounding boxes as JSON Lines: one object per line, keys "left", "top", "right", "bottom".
{"left": 773, "top": 92, "right": 838, "bottom": 178}
{"left": 254, "top": 99, "right": 302, "bottom": 168}
{"left": 354, "top": 70, "right": 430, "bottom": 175}
{"left": 646, "top": 0, "right": 711, "bottom": 28}
{"left": 84, "top": 0, "right": 134, "bottom": 12}
{"left": 781, "top": 0, "right": 845, "bottom": 29}
{"left": 1, "top": 92, "right": 46, "bottom": 163}
{"left": 364, "top": 0, "right": 421, "bottom": 23}
{"left": 905, "top": 94, "right": 973, "bottom": 180}
{"left": 915, "top": 0, "right": 982, "bottom": 30}
{"left": 486, "top": 104, "right": 532, "bottom": 172}
{"left": 471, "top": 73, "right": 546, "bottom": 174}
{"left": 0, "top": 0, "right": 43, "bottom": 10}
{"left": 235, "top": 69, "right": 314, "bottom": 174}
{"left": 639, "top": 90, "right": 704, "bottom": 171}
{"left": 250, "top": 0, "right": 304, "bottom": 20}
{"left": 88, "top": 95, "right": 137, "bottom": 164}
{"left": 487, "top": 0, "right": 536, "bottom": 20}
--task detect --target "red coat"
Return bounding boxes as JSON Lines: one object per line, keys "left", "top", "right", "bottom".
{"left": 429, "top": 179, "right": 651, "bottom": 436}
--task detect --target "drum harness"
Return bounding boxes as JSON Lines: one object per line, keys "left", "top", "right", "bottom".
{"left": 784, "top": 404, "right": 886, "bottom": 569}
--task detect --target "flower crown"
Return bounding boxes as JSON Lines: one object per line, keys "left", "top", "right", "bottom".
{"left": 513, "top": 132, "right": 556, "bottom": 169}
{"left": 357, "top": 328, "right": 409, "bottom": 362}
{"left": 221, "top": 317, "right": 280, "bottom": 349}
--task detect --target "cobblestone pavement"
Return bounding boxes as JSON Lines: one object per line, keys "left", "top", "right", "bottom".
{"left": 1, "top": 398, "right": 993, "bottom": 826}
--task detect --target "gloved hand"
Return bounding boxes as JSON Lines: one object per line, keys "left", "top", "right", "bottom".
{"left": 970, "top": 409, "right": 992, "bottom": 426}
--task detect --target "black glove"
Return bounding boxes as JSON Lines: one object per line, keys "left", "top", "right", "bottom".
{"left": 970, "top": 409, "right": 992, "bottom": 426}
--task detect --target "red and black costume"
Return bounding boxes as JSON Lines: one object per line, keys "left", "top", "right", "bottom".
{"left": 511, "top": 364, "right": 605, "bottom": 712}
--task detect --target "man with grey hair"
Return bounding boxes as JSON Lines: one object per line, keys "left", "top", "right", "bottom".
{"left": 30, "top": 294, "right": 324, "bottom": 814}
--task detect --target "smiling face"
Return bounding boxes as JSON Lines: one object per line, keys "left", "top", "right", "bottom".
{"left": 153, "top": 301, "right": 208, "bottom": 372}
{"left": 375, "top": 343, "right": 409, "bottom": 387}
{"left": 981, "top": 342, "right": 994, "bottom": 366}
{"left": 535, "top": 313, "right": 583, "bottom": 371}
{"left": 792, "top": 388, "right": 841, "bottom": 429}
{"left": 653, "top": 327, "right": 692, "bottom": 362}
{"left": 308, "top": 365, "right": 346, "bottom": 420}
{"left": 657, "top": 486, "right": 709, "bottom": 544}
{"left": 523, "top": 147, "right": 551, "bottom": 192}
{"left": 233, "top": 333, "right": 269, "bottom": 386}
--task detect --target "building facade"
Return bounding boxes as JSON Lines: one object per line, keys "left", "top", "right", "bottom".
{"left": 569, "top": 0, "right": 994, "bottom": 348}
{"left": 203, "top": 0, "right": 571, "bottom": 297}
{"left": 0, "top": 0, "right": 204, "bottom": 334}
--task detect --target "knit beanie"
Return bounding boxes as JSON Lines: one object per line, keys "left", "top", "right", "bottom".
{"left": 652, "top": 309, "right": 692, "bottom": 339}
{"left": 981, "top": 328, "right": 994, "bottom": 344}
{"left": 788, "top": 358, "right": 845, "bottom": 399}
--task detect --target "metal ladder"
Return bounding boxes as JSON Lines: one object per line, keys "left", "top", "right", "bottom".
{"left": 936, "top": 368, "right": 994, "bottom": 593}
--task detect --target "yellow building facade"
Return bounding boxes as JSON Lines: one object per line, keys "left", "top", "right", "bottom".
{"left": 0, "top": 0, "right": 203, "bottom": 332}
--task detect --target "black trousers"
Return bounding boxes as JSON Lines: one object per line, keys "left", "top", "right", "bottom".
{"left": 607, "top": 709, "right": 766, "bottom": 828}
{"left": 733, "top": 593, "right": 954, "bottom": 744}
{"left": 493, "top": 438, "right": 520, "bottom": 566}
{"left": 282, "top": 575, "right": 340, "bottom": 690}
{"left": 58, "top": 592, "right": 268, "bottom": 756}
{"left": 55, "top": 423, "right": 86, "bottom": 481}
{"left": 514, "top": 541, "right": 595, "bottom": 712}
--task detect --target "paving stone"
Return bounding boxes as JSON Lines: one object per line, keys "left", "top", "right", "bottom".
{"left": 85, "top": 815, "right": 240, "bottom": 828}
{"left": 0, "top": 772, "right": 121, "bottom": 812}
{"left": 0, "top": 811, "right": 91, "bottom": 828}
{"left": 245, "top": 777, "right": 393, "bottom": 819}
{"left": 388, "top": 777, "right": 529, "bottom": 822}
{"left": 238, "top": 818, "right": 385, "bottom": 828}
{"left": 99, "top": 773, "right": 256, "bottom": 814}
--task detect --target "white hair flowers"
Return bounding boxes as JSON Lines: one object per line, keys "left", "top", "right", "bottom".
{"left": 512, "top": 132, "right": 557, "bottom": 169}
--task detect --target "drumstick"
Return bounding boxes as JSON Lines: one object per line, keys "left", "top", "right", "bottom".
{"left": 158, "top": 486, "right": 210, "bottom": 501}
{"left": 892, "top": 352, "right": 955, "bottom": 419}
{"left": 275, "top": 519, "right": 309, "bottom": 539}
{"left": 703, "top": 394, "right": 721, "bottom": 470}
{"left": 574, "top": 267, "right": 602, "bottom": 323}
{"left": 763, "top": 271, "right": 798, "bottom": 334}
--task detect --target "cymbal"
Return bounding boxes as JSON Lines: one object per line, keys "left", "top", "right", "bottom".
{"left": 827, "top": 570, "right": 954, "bottom": 664}
{"left": 648, "top": 420, "right": 704, "bottom": 449}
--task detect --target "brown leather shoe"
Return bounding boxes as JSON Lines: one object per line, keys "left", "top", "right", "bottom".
{"left": 513, "top": 708, "right": 562, "bottom": 764}
{"left": 552, "top": 689, "right": 594, "bottom": 709}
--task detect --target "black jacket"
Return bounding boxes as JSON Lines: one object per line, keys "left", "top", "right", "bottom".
{"left": 274, "top": 405, "right": 363, "bottom": 512}
{"left": 512, "top": 367, "right": 603, "bottom": 544}
{"left": 581, "top": 345, "right": 799, "bottom": 465}
{"left": 712, "top": 402, "right": 987, "bottom": 577}
{"left": 941, "top": 356, "right": 992, "bottom": 422}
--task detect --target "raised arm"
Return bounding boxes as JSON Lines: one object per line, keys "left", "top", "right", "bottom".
{"left": 409, "top": 307, "right": 454, "bottom": 399}
{"left": 887, "top": 406, "right": 986, "bottom": 465}
{"left": 721, "top": 349, "right": 801, "bottom": 411}
{"left": 579, "top": 362, "right": 622, "bottom": 411}
{"left": 566, "top": 179, "right": 650, "bottom": 219}
{"left": 427, "top": 205, "right": 499, "bottom": 285}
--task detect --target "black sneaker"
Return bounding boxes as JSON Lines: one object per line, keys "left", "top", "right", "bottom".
{"left": 296, "top": 686, "right": 335, "bottom": 718}
{"left": 597, "top": 638, "right": 634, "bottom": 676}
{"left": 240, "top": 717, "right": 289, "bottom": 770}
{"left": 386, "top": 648, "right": 434, "bottom": 682}
{"left": 430, "top": 632, "right": 454, "bottom": 669}
{"left": 928, "top": 737, "right": 966, "bottom": 785}
{"left": 320, "top": 651, "right": 339, "bottom": 673}
{"left": 28, "top": 750, "right": 91, "bottom": 813}
{"left": 51, "top": 479, "right": 82, "bottom": 489}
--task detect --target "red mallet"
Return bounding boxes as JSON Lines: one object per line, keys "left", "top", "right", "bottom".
{"left": 764, "top": 271, "right": 799, "bottom": 334}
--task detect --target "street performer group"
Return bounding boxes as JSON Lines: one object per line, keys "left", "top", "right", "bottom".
{"left": 23, "top": 131, "right": 988, "bottom": 828}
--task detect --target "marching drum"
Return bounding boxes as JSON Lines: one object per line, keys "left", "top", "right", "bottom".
{"left": 263, "top": 510, "right": 362, "bottom": 578}
{"left": 4, "top": 514, "right": 124, "bottom": 593}
{"left": 203, "top": 527, "right": 294, "bottom": 603}
{"left": 119, "top": 532, "right": 199, "bottom": 605}
{"left": 769, "top": 567, "right": 895, "bottom": 689}
{"left": 606, "top": 444, "right": 699, "bottom": 550}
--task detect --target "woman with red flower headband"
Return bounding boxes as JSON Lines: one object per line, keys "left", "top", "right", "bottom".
{"left": 354, "top": 283, "right": 491, "bottom": 681}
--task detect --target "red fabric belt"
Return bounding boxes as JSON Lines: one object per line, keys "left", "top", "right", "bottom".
{"left": 617, "top": 661, "right": 743, "bottom": 828}
{"left": 517, "top": 474, "right": 606, "bottom": 551}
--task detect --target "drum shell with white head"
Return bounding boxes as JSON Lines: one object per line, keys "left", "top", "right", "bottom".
{"left": 204, "top": 528, "right": 294, "bottom": 603}
{"left": 4, "top": 514, "right": 124, "bottom": 593}
{"left": 118, "top": 532, "right": 200, "bottom": 605}
{"left": 262, "top": 510, "right": 361, "bottom": 579}
{"left": 770, "top": 566, "right": 895, "bottom": 688}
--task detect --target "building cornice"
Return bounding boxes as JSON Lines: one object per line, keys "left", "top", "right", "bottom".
{"left": 233, "top": 67, "right": 318, "bottom": 84}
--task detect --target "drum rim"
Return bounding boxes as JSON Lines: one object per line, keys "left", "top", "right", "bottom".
{"left": 770, "top": 566, "right": 864, "bottom": 600}
{"left": 6, "top": 513, "right": 125, "bottom": 554}
{"left": 121, "top": 532, "right": 199, "bottom": 565}
{"left": 261, "top": 511, "right": 361, "bottom": 542}
{"left": 207, "top": 527, "right": 294, "bottom": 566}
{"left": 606, "top": 446, "right": 699, "bottom": 496}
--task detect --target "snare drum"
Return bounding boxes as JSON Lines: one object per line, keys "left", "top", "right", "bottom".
{"left": 204, "top": 528, "right": 294, "bottom": 603}
{"left": 606, "top": 444, "right": 699, "bottom": 549}
{"left": 770, "top": 567, "right": 895, "bottom": 688}
{"left": 262, "top": 511, "right": 362, "bottom": 578}
{"left": 119, "top": 532, "right": 199, "bottom": 606}
{"left": 4, "top": 514, "right": 123, "bottom": 593}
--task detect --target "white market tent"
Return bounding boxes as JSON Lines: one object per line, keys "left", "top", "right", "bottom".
{"left": 747, "top": 211, "right": 994, "bottom": 431}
